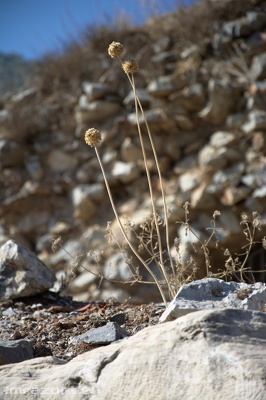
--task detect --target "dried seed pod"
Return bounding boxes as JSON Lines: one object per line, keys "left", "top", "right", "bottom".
{"left": 108, "top": 41, "right": 124, "bottom": 58}
{"left": 84, "top": 128, "right": 102, "bottom": 147}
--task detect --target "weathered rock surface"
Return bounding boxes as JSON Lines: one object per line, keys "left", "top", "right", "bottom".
{"left": 160, "top": 278, "right": 266, "bottom": 322}
{"left": 0, "top": 308, "right": 266, "bottom": 400}
{"left": 70, "top": 321, "right": 130, "bottom": 345}
{"left": 0, "top": 240, "right": 55, "bottom": 300}
{"left": 0, "top": 339, "right": 34, "bottom": 366}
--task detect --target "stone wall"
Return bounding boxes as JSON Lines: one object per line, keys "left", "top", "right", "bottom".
{"left": 1, "top": 1, "right": 266, "bottom": 303}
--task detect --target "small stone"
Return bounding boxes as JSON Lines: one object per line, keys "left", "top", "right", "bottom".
{"left": 0, "top": 339, "right": 34, "bottom": 366}
{"left": 70, "top": 321, "right": 130, "bottom": 345}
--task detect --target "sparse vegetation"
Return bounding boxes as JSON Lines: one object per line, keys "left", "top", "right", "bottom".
{"left": 52, "top": 37, "right": 266, "bottom": 306}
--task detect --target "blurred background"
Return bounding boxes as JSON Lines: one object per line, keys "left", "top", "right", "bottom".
{"left": 0, "top": 0, "right": 197, "bottom": 93}
{"left": 0, "top": 0, "right": 266, "bottom": 303}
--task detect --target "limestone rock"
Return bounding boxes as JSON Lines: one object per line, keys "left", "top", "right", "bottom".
{"left": 0, "top": 139, "right": 25, "bottom": 168}
{"left": 160, "top": 278, "right": 266, "bottom": 322}
{"left": 148, "top": 75, "right": 183, "bottom": 97}
{"left": 199, "top": 80, "right": 241, "bottom": 125}
{"left": 72, "top": 183, "right": 105, "bottom": 220}
{"left": 198, "top": 145, "right": 228, "bottom": 169}
{"left": 191, "top": 184, "right": 218, "bottom": 210}
{"left": 0, "top": 309, "right": 266, "bottom": 400}
{"left": 123, "top": 89, "right": 152, "bottom": 109}
{"left": 209, "top": 131, "right": 236, "bottom": 147}
{"left": 221, "top": 185, "right": 251, "bottom": 206}
{"left": 76, "top": 95, "right": 121, "bottom": 123}
{"left": 70, "top": 321, "right": 130, "bottom": 345}
{"left": 82, "top": 82, "right": 114, "bottom": 101}
{"left": 0, "top": 339, "right": 34, "bottom": 366}
{"left": 0, "top": 240, "right": 55, "bottom": 300}
{"left": 251, "top": 52, "right": 266, "bottom": 81}
{"left": 179, "top": 170, "right": 201, "bottom": 193}
{"left": 47, "top": 149, "right": 78, "bottom": 173}
{"left": 111, "top": 161, "right": 140, "bottom": 183}
{"left": 103, "top": 252, "right": 132, "bottom": 282}
{"left": 241, "top": 110, "right": 266, "bottom": 133}
{"left": 169, "top": 83, "right": 205, "bottom": 111}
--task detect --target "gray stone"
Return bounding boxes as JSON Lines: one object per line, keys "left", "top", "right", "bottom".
{"left": 179, "top": 170, "right": 201, "bottom": 193}
{"left": 160, "top": 278, "right": 266, "bottom": 322}
{"left": 241, "top": 110, "right": 266, "bottom": 133}
{"left": 249, "top": 186, "right": 266, "bottom": 212}
{"left": 67, "top": 271, "right": 97, "bottom": 294}
{"left": 0, "top": 139, "right": 25, "bottom": 168}
{"left": 148, "top": 75, "right": 183, "bottom": 97}
{"left": 16, "top": 210, "right": 51, "bottom": 234}
{"left": 199, "top": 80, "right": 241, "bottom": 124}
{"left": 174, "top": 114, "right": 195, "bottom": 130}
{"left": 190, "top": 184, "right": 218, "bottom": 210}
{"left": 111, "top": 161, "right": 140, "bottom": 183}
{"left": 0, "top": 339, "right": 34, "bottom": 366}
{"left": 103, "top": 252, "right": 132, "bottom": 282}
{"left": 198, "top": 145, "right": 228, "bottom": 169}
{"left": 216, "top": 208, "right": 242, "bottom": 238}
{"left": 123, "top": 89, "right": 151, "bottom": 109}
{"left": 226, "top": 112, "right": 246, "bottom": 129}
{"left": 82, "top": 82, "right": 114, "bottom": 101}
{"left": 209, "top": 131, "right": 236, "bottom": 147}
{"left": 76, "top": 96, "right": 121, "bottom": 123}
{"left": 0, "top": 240, "right": 55, "bottom": 300}
{"left": 247, "top": 10, "right": 266, "bottom": 31}
{"left": 0, "top": 309, "right": 266, "bottom": 400}
{"left": 251, "top": 52, "right": 266, "bottom": 81}
{"left": 120, "top": 137, "right": 143, "bottom": 162}
{"left": 70, "top": 322, "right": 130, "bottom": 345}
{"left": 0, "top": 109, "right": 12, "bottom": 139}
{"left": 180, "top": 44, "right": 201, "bottom": 60}
{"left": 222, "top": 16, "right": 254, "bottom": 39}
{"left": 212, "top": 163, "right": 245, "bottom": 187}
{"left": 47, "top": 149, "right": 78, "bottom": 172}
{"left": 170, "top": 83, "right": 205, "bottom": 111}
{"left": 151, "top": 50, "right": 176, "bottom": 65}
{"left": 72, "top": 183, "right": 105, "bottom": 220}
{"left": 25, "top": 156, "right": 43, "bottom": 180}
{"left": 221, "top": 185, "right": 251, "bottom": 206}
{"left": 128, "top": 107, "right": 175, "bottom": 131}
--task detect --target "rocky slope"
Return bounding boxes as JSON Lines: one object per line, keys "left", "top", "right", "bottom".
{"left": 0, "top": 0, "right": 266, "bottom": 303}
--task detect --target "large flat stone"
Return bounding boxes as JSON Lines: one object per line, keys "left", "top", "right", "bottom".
{"left": 0, "top": 309, "right": 265, "bottom": 400}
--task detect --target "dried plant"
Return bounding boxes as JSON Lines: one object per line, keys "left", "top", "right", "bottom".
{"left": 53, "top": 41, "right": 265, "bottom": 306}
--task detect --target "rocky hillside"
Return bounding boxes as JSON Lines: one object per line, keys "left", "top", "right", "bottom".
{"left": 0, "top": 53, "right": 37, "bottom": 95}
{"left": 1, "top": 0, "right": 266, "bottom": 303}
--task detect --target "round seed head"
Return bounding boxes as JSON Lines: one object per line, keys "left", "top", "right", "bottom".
{"left": 85, "top": 128, "right": 102, "bottom": 147}
{"left": 108, "top": 41, "right": 124, "bottom": 58}
{"left": 122, "top": 58, "right": 139, "bottom": 74}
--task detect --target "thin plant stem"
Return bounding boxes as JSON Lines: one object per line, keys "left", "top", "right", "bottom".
{"left": 130, "top": 74, "right": 174, "bottom": 298}
{"left": 94, "top": 146, "right": 167, "bottom": 305}
{"left": 134, "top": 86, "right": 176, "bottom": 286}
{"left": 126, "top": 73, "right": 176, "bottom": 298}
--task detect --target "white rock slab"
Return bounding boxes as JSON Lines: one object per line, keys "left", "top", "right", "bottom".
{"left": 0, "top": 309, "right": 265, "bottom": 400}
{"left": 160, "top": 278, "right": 266, "bottom": 322}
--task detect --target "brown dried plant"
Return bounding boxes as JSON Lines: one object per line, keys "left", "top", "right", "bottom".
{"left": 53, "top": 42, "right": 265, "bottom": 306}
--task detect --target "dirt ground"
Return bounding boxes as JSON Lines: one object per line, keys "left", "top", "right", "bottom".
{"left": 0, "top": 291, "right": 165, "bottom": 362}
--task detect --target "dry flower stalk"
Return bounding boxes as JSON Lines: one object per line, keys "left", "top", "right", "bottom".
{"left": 122, "top": 59, "right": 139, "bottom": 74}
{"left": 108, "top": 41, "right": 124, "bottom": 58}
{"left": 85, "top": 128, "right": 102, "bottom": 147}
{"left": 80, "top": 41, "right": 265, "bottom": 305}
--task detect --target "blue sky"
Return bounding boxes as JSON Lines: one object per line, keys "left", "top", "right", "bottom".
{"left": 0, "top": 0, "right": 198, "bottom": 61}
